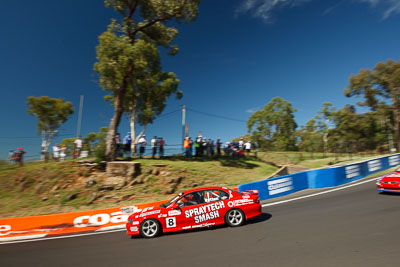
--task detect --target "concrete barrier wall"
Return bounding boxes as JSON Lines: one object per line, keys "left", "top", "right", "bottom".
{"left": 239, "top": 153, "right": 400, "bottom": 200}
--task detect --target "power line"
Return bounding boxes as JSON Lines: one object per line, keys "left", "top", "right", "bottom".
{"left": 187, "top": 108, "right": 247, "bottom": 123}
{"left": 158, "top": 109, "right": 181, "bottom": 118}
{"left": 0, "top": 134, "right": 75, "bottom": 139}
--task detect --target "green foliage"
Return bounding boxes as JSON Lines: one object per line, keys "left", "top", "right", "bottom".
{"left": 26, "top": 96, "right": 74, "bottom": 134}
{"left": 345, "top": 59, "right": 400, "bottom": 150}
{"left": 296, "top": 119, "right": 323, "bottom": 154}
{"left": 248, "top": 97, "right": 297, "bottom": 151}
{"left": 60, "top": 138, "right": 76, "bottom": 156}
{"left": 26, "top": 96, "right": 74, "bottom": 154}
{"left": 94, "top": 0, "right": 200, "bottom": 161}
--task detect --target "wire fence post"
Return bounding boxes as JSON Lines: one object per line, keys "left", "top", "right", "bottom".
{"left": 181, "top": 104, "right": 186, "bottom": 155}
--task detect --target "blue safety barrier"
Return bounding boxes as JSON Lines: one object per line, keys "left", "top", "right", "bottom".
{"left": 238, "top": 153, "right": 400, "bottom": 201}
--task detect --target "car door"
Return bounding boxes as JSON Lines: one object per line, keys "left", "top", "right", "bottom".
{"left": 202, "top": 189, "right": 230, "bottom": 225}
{"left": 173, "top": 190, "right": 206, "bottom": 229}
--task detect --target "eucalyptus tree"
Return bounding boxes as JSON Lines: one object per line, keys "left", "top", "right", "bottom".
{"left": 26, "top": 96, "right": 74, "bottom": 159}
{"left": 94, "top": 0, "right": 200, "bottom": 160}
{"left": 315, "top": 102, "right": 335, "bottom": 156}
{"left": 296, "top": 119, "right": 323, "bottom": 157}
{"left": 247, "top": 97, "right": 297, "bottom": 151}
{"left": 344, "top": 59, "right": 400, "bottom": 151}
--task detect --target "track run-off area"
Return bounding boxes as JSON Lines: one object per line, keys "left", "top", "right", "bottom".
{"left": 1, "top": 176, "right": 399, "bottom": 267}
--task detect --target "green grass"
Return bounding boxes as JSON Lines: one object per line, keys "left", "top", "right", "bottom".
{"left": 256, "top": 151, "right": 389, "bottom": 169}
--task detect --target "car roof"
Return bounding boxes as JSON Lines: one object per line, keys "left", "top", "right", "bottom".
{"left": 182, "top": 186, "right": 227, "bottom": 194}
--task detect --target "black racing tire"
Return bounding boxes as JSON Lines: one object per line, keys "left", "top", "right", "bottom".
{"left": 225, "top": 208, "right": 245, "bottom": 227}
{"left": 139, "top": 219, "right": 161, "bottom": 238}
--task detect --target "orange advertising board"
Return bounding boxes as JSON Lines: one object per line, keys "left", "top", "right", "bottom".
{"left": 0, "top": 200, "right": 166, "bottom": 242}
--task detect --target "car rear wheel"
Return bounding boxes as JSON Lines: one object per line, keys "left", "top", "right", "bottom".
{"left": 140, "top": 219, "right": 160, "bottom": 238}
{"left": 225, "top": 208, "right": 245, "bottom": 227}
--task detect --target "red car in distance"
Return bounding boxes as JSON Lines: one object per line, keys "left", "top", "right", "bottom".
{"left": 376, "top": 167, "right": 400, "bottom": 193}
{"left": 122, "top": 186, "right": 262, "bottom": 238}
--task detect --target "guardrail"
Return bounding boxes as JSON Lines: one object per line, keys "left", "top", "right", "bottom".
{"left": 239, "top": 153, "right": 400, "bottom": 201}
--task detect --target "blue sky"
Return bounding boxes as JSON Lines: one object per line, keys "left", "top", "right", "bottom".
{"left": 1, "top": 0, "right": 400, "bottom": 159}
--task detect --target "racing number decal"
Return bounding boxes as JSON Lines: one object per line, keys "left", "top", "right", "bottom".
{"left": 166, "top": 217, "right": 176, "bottom": 228}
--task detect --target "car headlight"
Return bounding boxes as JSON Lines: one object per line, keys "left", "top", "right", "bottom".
{"left": 128, "top": 219, "right": 134, "bottom": 223}
{"left": 376, "top": 177, "right": 383, "bottom": 184}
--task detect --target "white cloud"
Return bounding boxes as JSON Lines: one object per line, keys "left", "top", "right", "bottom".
{"left": 236, "top": 0, "right": 400, "bottom": 22}
{"left": 246, "top": 107, "right": 261, "bottom": 113}
{"left": 359, "top": 0, "right": 400, "bottom": 19}
{"left": 235, "top": 0, "right": 311, "bottom": 22}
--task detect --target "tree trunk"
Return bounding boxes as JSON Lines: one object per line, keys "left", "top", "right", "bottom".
{"left": 105, "top": 94, "right": 124, "bottom": 161}
{"left": 393, "top": 106, "right": 400, "bottom": 152}
{"left": 129, "top": 113, "right": 137, "bottom": 156}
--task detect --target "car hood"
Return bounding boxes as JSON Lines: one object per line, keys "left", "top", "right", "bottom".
{"left": 381, "top": 172, "right": 400, "bottom": 181}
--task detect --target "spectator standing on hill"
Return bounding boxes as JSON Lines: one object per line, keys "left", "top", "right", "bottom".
{"left": 74, "top": 136, "right": 83, "bottom": 158}
{"left": 224, "top": 142, "right": 232, "bottom": 156}
{"left": 196, "top": 133, "right": 203, "bottom": 156}
{"left": 207, "top": 139, "right": 213, "bottom": 157}
{"left": 60, "top": 145, "right": 67, "bottom": 161}
{"left": 115, "top": 133, "right": 122, "bottom": 157}
{"left": 194, "top": 137, "right": 200, "bottom": 157}
{"left": 138, "top": 134, "right": 147, "bottom": 158}
{"left": 202, "top": 138, "right": 208, "bottom": 156}
{"left": 151, "top": 136, "right": 158, "bottom": 159}
{"left": 216, "top": 139, "right": 222, "bottom": 156}
{"left": 184, "top": 137, "right": 191, "bottom": 157}
{"left": 158, "top": 137, "right": 165, "bottom": 158}
{"left": 238, "top": 138, "right": 244, "bottom": 150}
{"left": 189, "top": 137, "right": 193, "bottom": 156}
{"left": 53, "top": 144, "right": 60, "bottom": 161}
{"left": 245, "top": 141, "right": 252, "bottom": 153}
{"left": 14, "top": 148, "right": 25, "bottom": 167}
{"left": 8, "top": 150, "right": 15, "bottom": 163}
{"left": 123, "top": 132, "right": 132, "bottom": 157}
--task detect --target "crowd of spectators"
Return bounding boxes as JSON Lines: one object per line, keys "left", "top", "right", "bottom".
{"left": 184, "top": 133, "right": 253, "bottom": 159}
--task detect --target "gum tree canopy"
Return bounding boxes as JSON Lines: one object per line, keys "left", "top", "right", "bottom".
{"left": 247, "top": 97, "right": 297, "bottom": 151}
{"left": 344, "top": 59, "right": 400, "bottom": 151}
{"left": 94, "top": 0, "right": 200, "bottom": 161}
{"left": 26, "top": 96, "right": 74, "bottom": 157}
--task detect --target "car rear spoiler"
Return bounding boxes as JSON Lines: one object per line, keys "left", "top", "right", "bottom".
{"left": 241, "top": 189, "right": 259, "bottom": 195}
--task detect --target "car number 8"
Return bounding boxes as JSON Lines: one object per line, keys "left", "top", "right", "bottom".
{"left": 166, "top": 217, "right": 176, "bottom": 228}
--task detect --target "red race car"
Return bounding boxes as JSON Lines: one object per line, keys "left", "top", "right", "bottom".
{"left": 376, "top": 167, "right": 400, "bottom": 193}
{"left": 123, "top": 186, "right": 261, "bottom": 238}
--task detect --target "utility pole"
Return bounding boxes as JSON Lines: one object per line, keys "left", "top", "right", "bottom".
{"left": 181, "top": 104, "right": 186, "bottom": 154}
{"left": 76, "top": 95, "right": 84, "bottom": 137}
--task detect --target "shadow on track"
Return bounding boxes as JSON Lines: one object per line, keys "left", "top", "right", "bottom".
{"left": 130, "top": 212, "right": 272, "bottom": 239}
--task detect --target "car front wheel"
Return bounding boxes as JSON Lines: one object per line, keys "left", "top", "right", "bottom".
{"left": 225, "top": 208, "right": 245, "bottom": 227}
{"left": 140, "top": 219, "right": 160, "bottom": 238}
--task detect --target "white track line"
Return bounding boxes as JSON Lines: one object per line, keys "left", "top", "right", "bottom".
{"left": 1, "top": 177, "right": 378, "bottom": 245}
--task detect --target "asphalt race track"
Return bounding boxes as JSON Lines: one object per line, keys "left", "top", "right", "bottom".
{"left": 1, "top": 177, "right": 400, "bottom": 267}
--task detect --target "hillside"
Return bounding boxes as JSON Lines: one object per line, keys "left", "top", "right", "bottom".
{"left": 0, "top": 156, "right": 277, "bottom": 219}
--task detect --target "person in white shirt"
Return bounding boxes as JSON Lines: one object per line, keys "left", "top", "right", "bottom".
{"left": 53, "top": 144, "right": 60, "bottom": 161}
{"left": 238, "top": 138, "right": 244, "bottom": 150}
{"left": 60, "top": 145, "right": 67, "bottom": 161}
{"left": 245, "top": 141, "right": 251, "bottom": 153}
{"left": 138, "top": 134, "right": 147, "bottom": 158}
{"left": 74, "top": 136, "right": 83, "bottom": 158}
{"left": 151, "top": 136, "right": 157, "bottom": 159}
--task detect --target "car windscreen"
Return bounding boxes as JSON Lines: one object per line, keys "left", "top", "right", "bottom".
{"left": 160, "top": 192, "right": 183, "bottom": 208}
